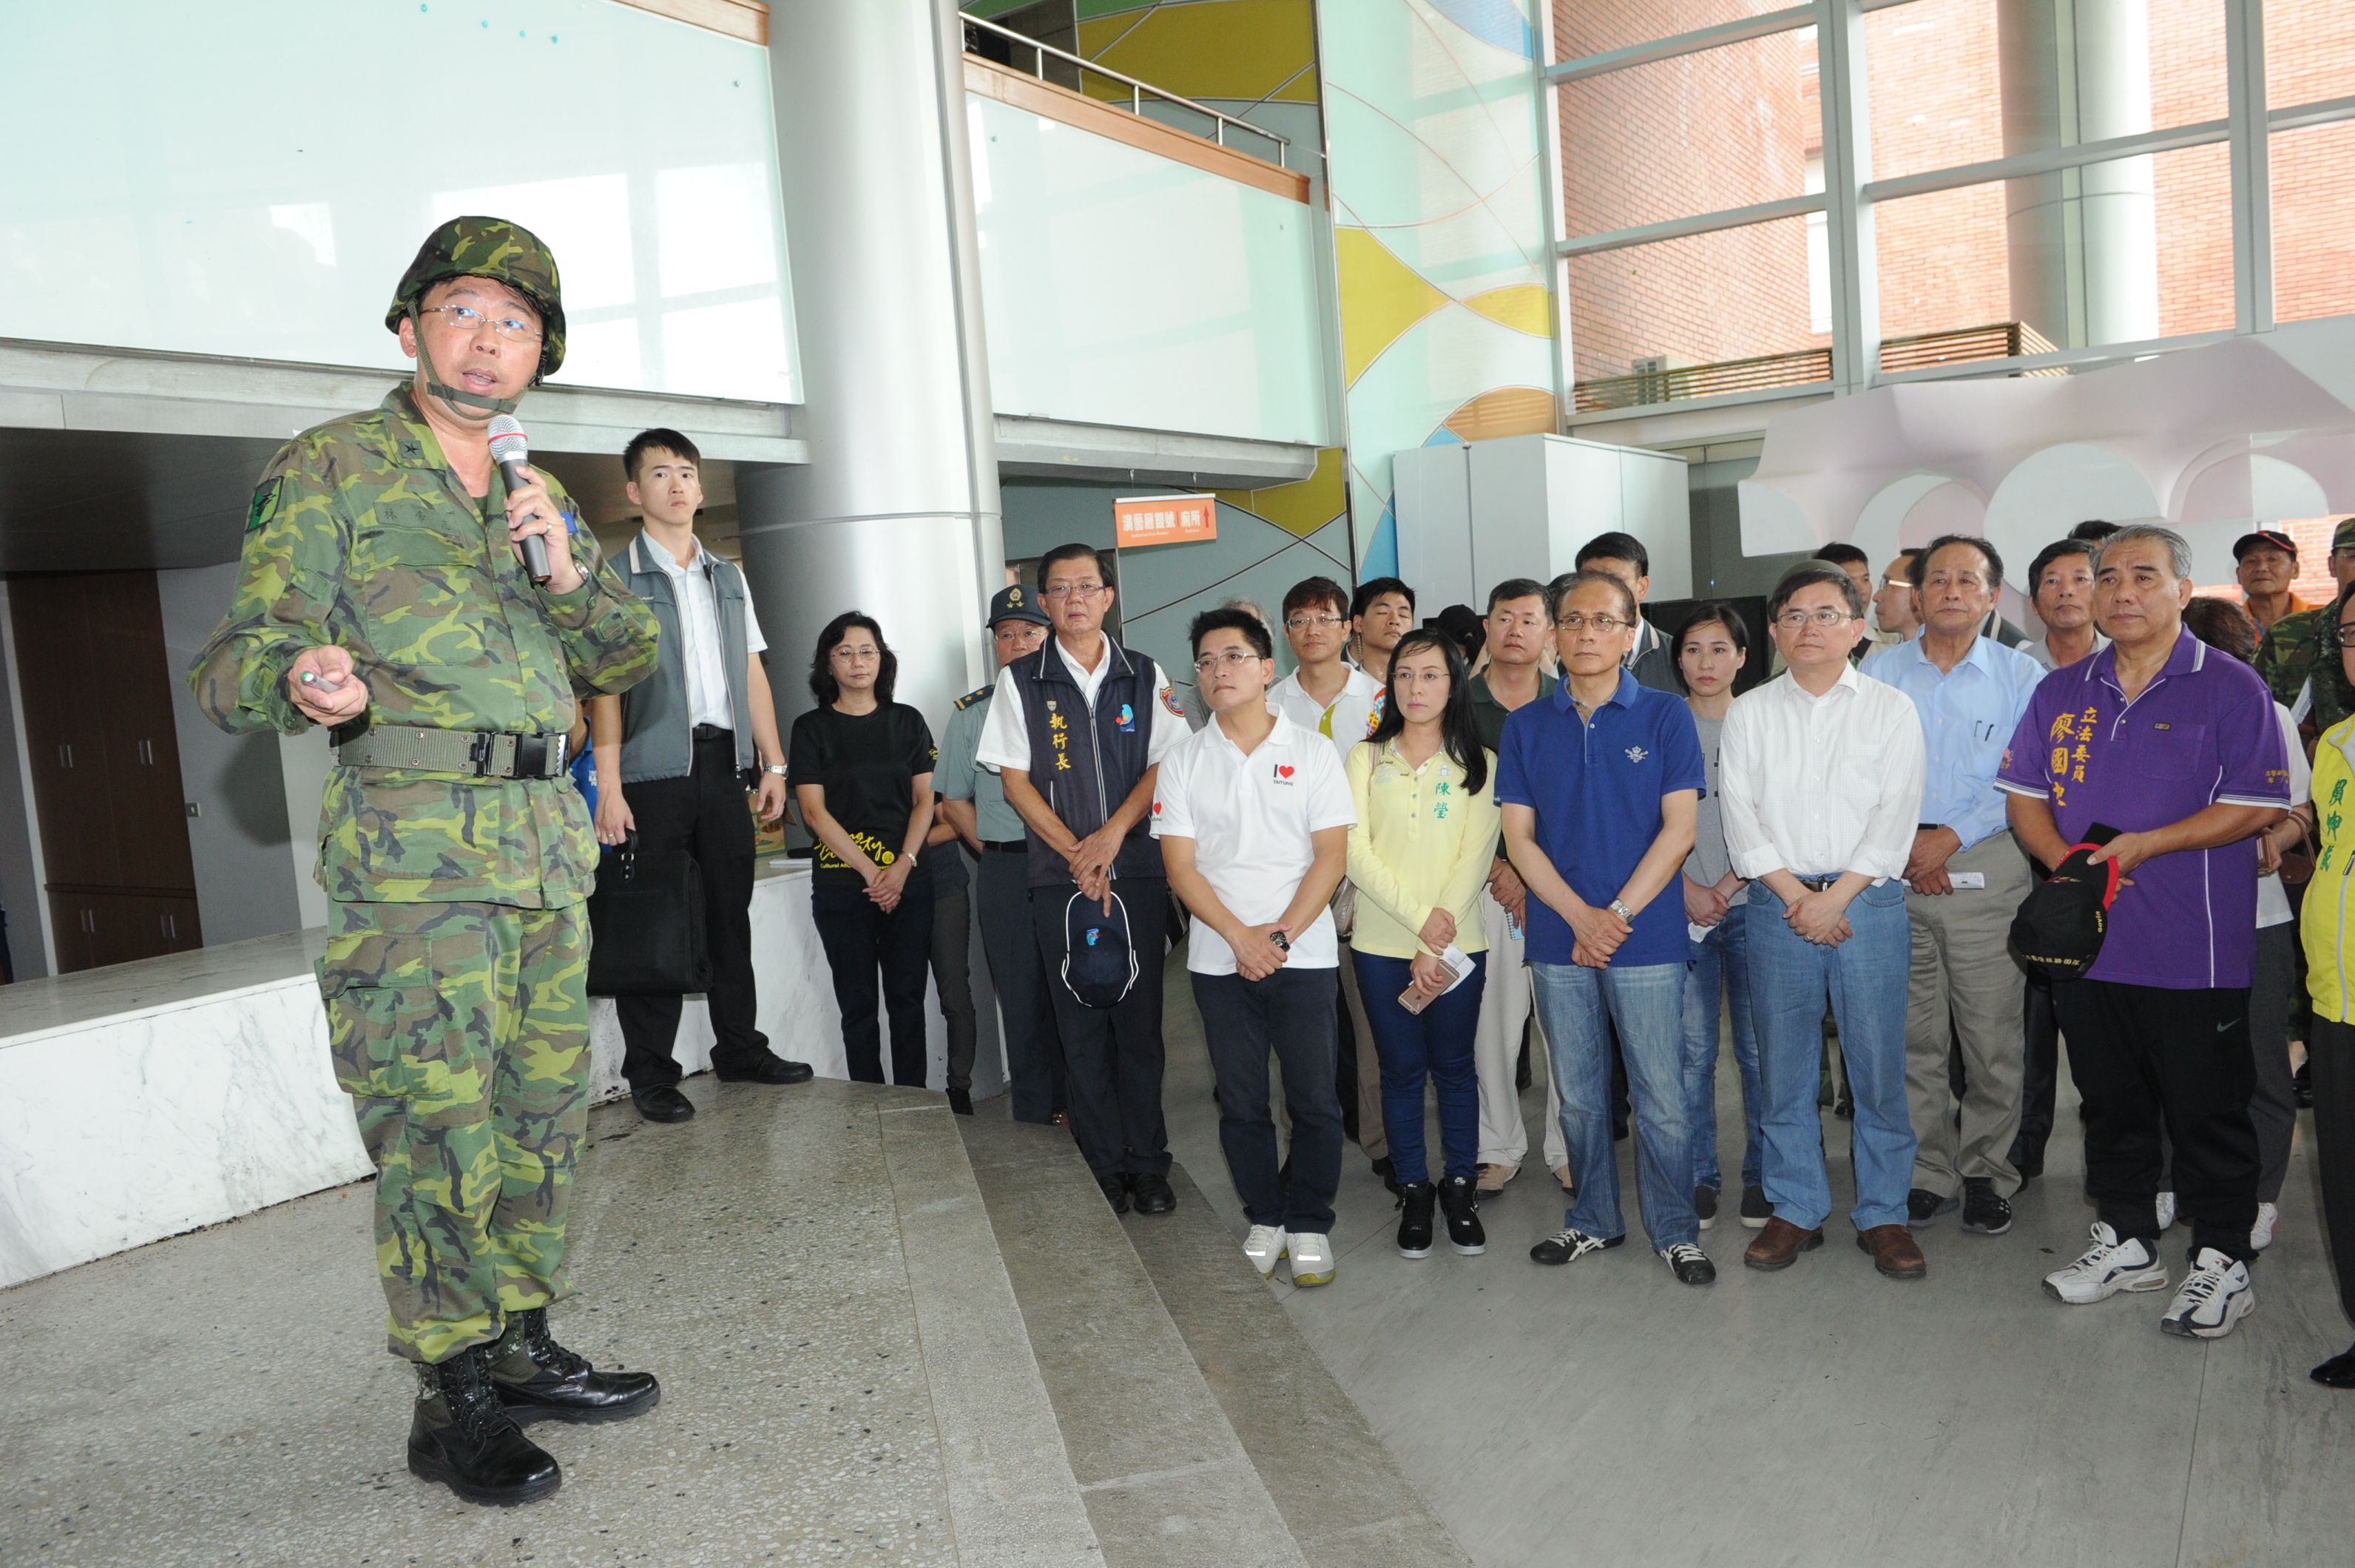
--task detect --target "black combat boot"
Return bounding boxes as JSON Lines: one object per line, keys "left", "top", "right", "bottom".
{"left": 489, "top": 1307, "right": 662, "bottom": 1425}
{"left": 408, "top": 1343, "right": 562, "bottom": 1505}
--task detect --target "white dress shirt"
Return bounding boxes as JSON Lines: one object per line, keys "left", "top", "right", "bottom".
{"left": 1720, "top": 663, "right": 1928, "bottom": 882}
{"left": 1268, "top": 665, "right": 1385, "bottom": 769}
{"left": 975, "top": 636, "right": 1190, "bottom": 773}
{"left": 1151, "top": 709, "right": 1356, "bottom": 974}
{"left": 637, "top": 533, "right": 766, "bottom": 730}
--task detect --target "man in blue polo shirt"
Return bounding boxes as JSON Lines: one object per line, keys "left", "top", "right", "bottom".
{"left": 1999, "top": 524, "right": 2288, "bottom": 1341}
{"left": 1498, "top": 570, "right": 1710, "bottom": 1284}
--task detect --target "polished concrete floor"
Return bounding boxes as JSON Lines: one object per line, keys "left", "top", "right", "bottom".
{"left": 1155, "top": 949, "right": 2355, "bottom": 1568}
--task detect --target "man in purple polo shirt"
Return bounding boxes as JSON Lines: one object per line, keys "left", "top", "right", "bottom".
{"left": 1998, "top": 524, "right": 2288, "bottom": 1341}
{"left": 1498, "top": 570, "right": 1710, "bottom": 1284}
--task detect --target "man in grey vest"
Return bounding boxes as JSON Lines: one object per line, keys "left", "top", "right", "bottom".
{"left": 939, "top": 585, "right": 1062, "bottom": 1122}
{"left": 590, "top": 428, "right": 812, "bottom": 1123}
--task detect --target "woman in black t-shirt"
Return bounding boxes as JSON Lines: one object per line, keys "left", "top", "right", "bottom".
{"left": 789, "top": 612, "right": 938, "bottom": 1087}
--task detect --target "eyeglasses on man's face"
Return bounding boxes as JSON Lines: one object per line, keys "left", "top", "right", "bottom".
{"left": 1285, "top": 612, "right": 1345, "bottom": 631}
{"left": 1194, "top": 649, "right": 1264, "bottom": 674}
{"left": 419, "top": 303, "right": 542, "bottom": 343}
{"left": 1555, "top": 612, "right": 1630, "bottom": 635}
{"left": 1775, "top": 606, "right": 1854, "bottom": 630}
{"left": 1041, "top": 581, "right": 1106, "bottom": 603}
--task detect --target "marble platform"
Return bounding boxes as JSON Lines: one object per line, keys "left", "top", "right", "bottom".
{"left": 0, "top": 862, "right": 1001, "bottom": 1288}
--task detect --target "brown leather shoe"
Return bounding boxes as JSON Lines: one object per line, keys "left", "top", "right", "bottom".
{"left": 1743, "top": 1217, "right": 1824, "bottom": 1271}
{"left": 1857, "top": 1223, "right": 1927, "bottom": 1280}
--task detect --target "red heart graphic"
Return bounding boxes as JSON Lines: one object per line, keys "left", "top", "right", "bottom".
{"left": 1277, "top": 765, "right": 1295, "bottom": 778}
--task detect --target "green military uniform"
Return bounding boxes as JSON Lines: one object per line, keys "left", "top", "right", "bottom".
{"left": 2254, "top": 520, "right": 2355, "bottom": 754}
{"left": 191, "top": 272, "right": 658, "bottom": 1365}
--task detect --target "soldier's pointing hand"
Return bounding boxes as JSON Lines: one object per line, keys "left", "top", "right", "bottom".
{"left": 288, "top": 644, "right": 368, "bottom": 725}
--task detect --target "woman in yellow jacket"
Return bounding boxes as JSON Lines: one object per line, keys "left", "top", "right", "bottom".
{"left": 2302, "top": 581, "right": 2355, "bottom": 1388}
{"left": 1347, "top": 626, "right": 1503, "bottom": 1260}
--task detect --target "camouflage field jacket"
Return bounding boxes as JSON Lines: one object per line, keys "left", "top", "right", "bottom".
{"left": 191, "top": 386, "right": 659, "bottom": 908}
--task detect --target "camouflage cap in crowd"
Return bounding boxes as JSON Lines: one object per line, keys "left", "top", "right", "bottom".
{"left": 2337, "top": 516, "right": 2355, "bottom": 552}
{"left": 385, "top": 216, "right": 567, "bottom": 382}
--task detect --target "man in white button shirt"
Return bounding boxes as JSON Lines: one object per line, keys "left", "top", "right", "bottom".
{"left": 592, "top": 429, "right": 805, "bottom": 1124}
{"left": 1156, "top": 607, "right": 1356, "bottom": 1286}
{"left": 1270, "top": 575, "right": 1391, "bottom": 1181}
{"left": 1720, "top": 562, "right": 1929, "bottom": 1280}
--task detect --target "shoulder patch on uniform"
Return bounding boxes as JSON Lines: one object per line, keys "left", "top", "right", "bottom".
{"left": 1159, "top": 683, "right": 1186, "bottom": 716}
{"left": 953, "top": 684, "right": 993, "bottom": 711}
{"left": 246, "top": 476, "right": 284, "bottom": 533}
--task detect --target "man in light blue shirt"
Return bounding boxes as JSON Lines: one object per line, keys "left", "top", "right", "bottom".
{"left": 1874, "top": 534, "right": 2047, "bottom": 1240}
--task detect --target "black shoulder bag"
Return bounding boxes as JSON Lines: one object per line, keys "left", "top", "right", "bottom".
{"left": 585, "top": 829, "right": 712, "bottom": 996}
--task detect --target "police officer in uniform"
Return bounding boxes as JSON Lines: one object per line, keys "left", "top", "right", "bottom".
{"left": 189, "top": 218, "right": 663, "bottom": 1507}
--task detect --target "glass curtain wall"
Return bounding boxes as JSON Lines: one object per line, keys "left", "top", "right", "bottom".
{"left": 1552, "top": 0, "right": 2355, "bottom": 415}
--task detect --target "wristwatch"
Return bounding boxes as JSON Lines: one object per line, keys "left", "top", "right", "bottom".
{"left": 1608, "top": 899, "right": 1636, "bottom": 923}
{"left": 1269, "top": 930, "right": 1291, "bottom": 951}
{"left": 764, "top": 763, "right": 788, "bottom": 777}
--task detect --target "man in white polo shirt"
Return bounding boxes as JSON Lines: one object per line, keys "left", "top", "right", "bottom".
{"left": 1270, "top": 575, "right": 1391, "bottom": 1180}
{"left": 1157, "top": 607, "right": 1356, "bottom": 1287}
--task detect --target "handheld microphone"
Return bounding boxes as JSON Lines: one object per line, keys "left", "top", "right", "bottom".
{"left": 486, "top": 414, "right": 552, "bottom": 584}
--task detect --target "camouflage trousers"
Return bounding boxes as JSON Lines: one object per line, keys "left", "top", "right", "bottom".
{"left": 320, "top": 898, "right": 590, "bottom": 1364}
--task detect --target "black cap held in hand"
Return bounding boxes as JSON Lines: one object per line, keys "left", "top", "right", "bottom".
{"left": 2010, "top": 822, "right": 2123, "bottom": 981}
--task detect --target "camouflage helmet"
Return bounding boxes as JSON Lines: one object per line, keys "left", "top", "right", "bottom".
{"left": 385, "top": 216, "right": 566, "bottom": 380}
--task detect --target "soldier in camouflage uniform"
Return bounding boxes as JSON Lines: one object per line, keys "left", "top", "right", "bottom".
{"left": 2253, "top": 517, "right": 2355, "bottom": 756}
{"left": 189, "top": 218, "right": 663, "bottom": 1507}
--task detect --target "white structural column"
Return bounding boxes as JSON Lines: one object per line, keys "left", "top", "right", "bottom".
{"left": 743, "top": 0, "right": 1003, "bottom": 730}
{"left": 1998, "top": 0, "right": 2162, "bottom": 349}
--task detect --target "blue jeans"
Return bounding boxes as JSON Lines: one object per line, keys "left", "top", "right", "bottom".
{"left": 1531, "top": 961, "right": 1697, "bottom": 1249}
{"left": 1745, "top": 879, "right": 1916, "bottom": 1231}
{"left": 1352, "top": 950, "right": 1485, "bottom": 1186}
{"left": 1683, "top": 905, "right": 1762, "bottom": 1192}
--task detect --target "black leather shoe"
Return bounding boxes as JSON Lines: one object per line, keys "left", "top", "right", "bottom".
{"left": 1371, "top": 1155, "right": 1403, "bottom": 1198}
{"left": 631, "top": 1084, "right": 695, "bottom": 1123}
{"left": 489, "top": 1308, "right": 660, "bottom": 1425}
{"left": 713, "top": 1052, "right": 814, "bottom": 1085}
{"left": 408, "top": 1345, "right": 562, "bottom": 1506}
{"left": 1099, "top": 1174, "right": 1131, "bottom": 1214}
{"left": 947, "top": 1087, "right": 974, "bottom": 1116}
{"left": 2311, "top": 1343, "right": 2355, "bottom": 1388}
{"left": 1129, "top": 1172, "right": 1177, "bottom": 1214}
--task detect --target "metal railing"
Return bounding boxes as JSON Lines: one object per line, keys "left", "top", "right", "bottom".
{"left": 1574, "top": 346, "right": 1833, "bottom": 411}
{"left": 960, "top": 11, "right": 1291, "bottom": 170}
{"left": 1878, "top": 321, "right": 2066, "bottom": 376}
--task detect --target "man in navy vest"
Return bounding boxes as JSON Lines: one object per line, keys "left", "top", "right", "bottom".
{"left": 978, "top": 543, "right": 1191, "bottom": 1213}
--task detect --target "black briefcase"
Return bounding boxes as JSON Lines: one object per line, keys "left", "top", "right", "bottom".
{"left": 585, "top": 832, "right": 712, "bottom": 996}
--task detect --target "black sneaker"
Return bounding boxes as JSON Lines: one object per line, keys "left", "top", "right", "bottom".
{"left": 1396, "top": 1183, "right": 1436, "bottom": 1259}
{"left": 1439, "top": 1174, "right": 1486, "bottom": 1255}
{"left": 1739, "top": 1183, "right": 1771, "bottom": 1229}
{"left": 1530, "top": 1229, "right": 1624, "bottom": 1265}
{"left": 1658, "top": 1242, "right": 1717, "bottom": 1285}
{"left": 1694, "top": 1185, "right": 1719, "bottom": 1231}
{"left": 1959, "top": 1177, "right": 2013, "bottom": 1235}
{"left": 1906, "top": 1187, "right": 1959, "bottom": 1226}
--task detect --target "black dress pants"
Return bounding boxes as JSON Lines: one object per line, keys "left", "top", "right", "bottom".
{"left": 616, "top": 740, "right": 764, "bottom": 1091}
{"left": 2010, "top": 973, "right": 2061, "bottom": 1170}
{"left": 814, "top": 875, "right": 935, "bottom": 1086}
{"left": 1032, "top": 878, "right": 1169, "bottom": 1178}
{"left": 2053, "top": 979, "right": 2260, "bottom": 1263}
{"left": 2307, "top": 1018, "right": 2355, "bottom": 1325}
{"left": 977, "top": 848, "right": 1064, "bottom": 1122}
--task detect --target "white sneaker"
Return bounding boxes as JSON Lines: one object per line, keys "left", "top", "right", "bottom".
{"left": 2161, "top": 1248, "right": 2256, "bottom": 1340}
{"left": 2044, "top": 1222, "right": 2170, "bottom": 1305}
{"left": 2156, "top": 1191, "right": 2177, "bottom": 1231}
{"left": 1242, "top": 1224, "right": 1288, "bottom": 1278}
{"left": 1288, "top": 1231, "right": 1335, "bottom": 1287}
{"left": 2251, "top": 1201, "right": 2279, "bottom": 1251}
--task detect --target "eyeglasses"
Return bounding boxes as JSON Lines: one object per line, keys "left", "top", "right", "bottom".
{"left": 1775, "top": 607, "right": 1854, "bottom": 629}
{"left": 1555, "top": 613, "right": 1630, "bottom": 634}
{"left": 1040, "top": 583, "right": 1106, "bottom": 602}
{"left": 2332, "top": 622, "right": 2355, "bottom": 649}
{"left": 831, "top": 644, "right": 880, "bottom": 662}
{"left": 1285, "top": 613, "right": 1345, "bottom": 631}
{"left": 1194, "top": 649, "right": 1264, "bottom": 674}
{"left": 419, "top": 303, "right": 542, "bottom": 344}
